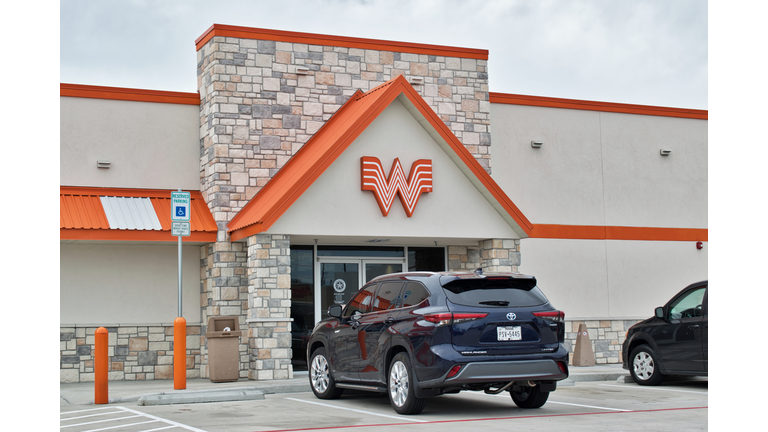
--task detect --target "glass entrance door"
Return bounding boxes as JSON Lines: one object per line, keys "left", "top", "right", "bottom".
{"left": 318, "top": 261, "right": 360, "bottom": 320}
{"left": 315, "top": 258, "right": 403, "bottom": 323}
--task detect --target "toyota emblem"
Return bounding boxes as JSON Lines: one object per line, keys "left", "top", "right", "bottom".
{"left": 506, "top": 312, "right": 516, "bottom": 320}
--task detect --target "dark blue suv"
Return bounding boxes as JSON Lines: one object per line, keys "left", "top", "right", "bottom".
{"left": 306, "top": 270, "right": 569, "bottom": 414}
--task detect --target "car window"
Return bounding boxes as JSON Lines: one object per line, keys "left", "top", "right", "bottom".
{"left": 669, "top": 287, "right": 706, "bottom": 319}
{"left": 345, "top": 283, "right": 378, "bottom": 317}
{"left": 401, "top": 282, "right": 430, "bottom": 308}
{"left": 441, "top": 277, "right": 548, "bottom": 307}
{"left": 372, "top": 282, "right": 404, "bottom": 312}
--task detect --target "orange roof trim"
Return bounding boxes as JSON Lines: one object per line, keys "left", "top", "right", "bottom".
{"left": 530, "top": 224, "right": 708, "bottom": 242}
{"left": 227, "top": 75, "right": 533, "bottom": 242}
{"left": 61, "top": 84, "right": 200, "bottom": 105}
{"left": 61, "top": 187, "right": 218, "bottom": 242}
{"left": 195, "top": 24, "right": 489, "bottom": 60}
{"left": 490, "top": 93, "right": 708, "bottom": 120}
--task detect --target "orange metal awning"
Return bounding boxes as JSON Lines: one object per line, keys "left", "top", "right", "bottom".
{"left": 61, "top": 187, "right": 218, "bottom": 242}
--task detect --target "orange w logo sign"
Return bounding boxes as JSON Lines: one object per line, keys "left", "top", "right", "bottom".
{"left": 361, "top": 156, "right": 433, "bottom": 217}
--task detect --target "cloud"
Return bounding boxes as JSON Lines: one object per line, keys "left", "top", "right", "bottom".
{"left": 60, "top": 0, "right": 707, "bottom": 108}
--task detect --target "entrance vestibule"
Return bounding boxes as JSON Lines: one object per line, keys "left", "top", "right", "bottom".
{"left": 289, "top": 245, "right": 445, "bottom": 370}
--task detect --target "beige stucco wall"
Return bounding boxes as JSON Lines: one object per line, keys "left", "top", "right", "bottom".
{"left": 518, "top": 238, "right": 708, "bottom": 319}
{"left": 491, "top": 103, "right": 708, "bottom": 320}
{"left": 60, "top": 97, "right": 200, "bottom": 190}
{"left": 267, "top": 97, "right": 519, "bottom": 242}
{"left": 60, "top": 243, "right": 201, "bottom": 325}
{"left": 490, "top": 104, "right": 707, "bottom": 228}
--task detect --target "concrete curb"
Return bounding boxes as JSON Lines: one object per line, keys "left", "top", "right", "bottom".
{"left": 138, "top": 387, "right": 266, "bottom": 406}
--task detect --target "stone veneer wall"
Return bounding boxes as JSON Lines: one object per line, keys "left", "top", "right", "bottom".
{"left": 60, "top": 325, "right": 201, "bottom": 383}
{"left": 196, "top": 35, "right": 494, "bottom": 224}
{"left": 564, "top": 319, "right": 642, "bottom": 364}
{"left": 246, "top": 234, "right": 293, "bottom": 380}
{"left": 447, "top": 239, "right": 521, "bottom": 273}
{"left": 199, "top": 243, "right": 249, "bottom": 379}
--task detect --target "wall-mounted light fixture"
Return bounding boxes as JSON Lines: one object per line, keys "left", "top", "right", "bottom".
{"left": 97, "top": 160, "right": 111, "bottom": 169}
{"left": 660, "top": 149, "right": 672, "bottom": 156}
{"left": 295, "top": 66, "right": 310, "bottom": 74}
{"left": 531, "top": 141, "right": 543, "bottom": 149}
{"left": 409, "top": 77, "right": 424, "bottom": 85}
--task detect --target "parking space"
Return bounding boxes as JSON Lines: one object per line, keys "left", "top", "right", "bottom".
{"left": 59, "top": 379, "right": 706, "bottom": 431}
{"left": 59, "top": 406, "right": 207, "bottom": 432}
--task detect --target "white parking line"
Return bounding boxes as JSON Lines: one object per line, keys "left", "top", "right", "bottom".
{"left": 466, "top": 389, "right": 631, "bottom": 412}
{"left": 60, "top": 406, "right": 208, "bottom": 432}
{"left": 598, "top": 384, "right": 708, "bottom": 395}
{"left": 546, "top": 401, "right": 631, "bottom": 412}
{"left": 285, "top": 397, "right": 428, "bottom": 423}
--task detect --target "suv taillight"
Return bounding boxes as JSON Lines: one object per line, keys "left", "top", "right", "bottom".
{"left": 532, "top": 310, "right": 565, "bottom": 323}
{"left": 424, "top": 313, "right": 488, "bottom": 326}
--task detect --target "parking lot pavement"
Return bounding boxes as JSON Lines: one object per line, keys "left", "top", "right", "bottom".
{"left": 59, "top": 378, "right": 708, "bottom": 431}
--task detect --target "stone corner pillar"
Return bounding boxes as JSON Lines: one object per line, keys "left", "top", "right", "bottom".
{"left": 246, "top": 234, "right": 293, "bottom": 380}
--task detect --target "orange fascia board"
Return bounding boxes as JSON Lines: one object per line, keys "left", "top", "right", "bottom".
{"left": 195, "top": 24, "right": 489, "bottom": 60}
{"left": 61, "top": 84, "right": 200, "bottom": 105}
{"left": 227, "top": 75, "right": 533, "bottom": 241}
{"left": 60, "top": 186, "right": 218, "bottom": 242}
{"left": 530, "top": 224, "right": 708, "bottom": 242}
{"left": 489, "top": 93, "right": 708, "bottom": 120}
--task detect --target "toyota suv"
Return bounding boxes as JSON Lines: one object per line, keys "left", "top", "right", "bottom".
{"left": 306, "top": 270, "right": 569, "bottom": 414}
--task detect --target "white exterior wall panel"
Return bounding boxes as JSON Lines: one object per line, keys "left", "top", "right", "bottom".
{"left": 519, "top": 238, "right": 708, "bottom": 319}
{"left": 60, "top": 97, "right": 200, "bottom": 190}
{"left": 490, "top": 103, "right": 707, "bottom": 228}
{"left": 60, "top": 244, "right": 201, "bottom": 325}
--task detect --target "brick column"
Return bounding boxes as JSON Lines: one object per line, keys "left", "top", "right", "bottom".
{"left": 246, "top": 234, "right": 292, "bottom": 380}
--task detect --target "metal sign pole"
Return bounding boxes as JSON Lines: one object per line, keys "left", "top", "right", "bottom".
{"left": 178, "top": 230, "right": 182, "bottom": 317}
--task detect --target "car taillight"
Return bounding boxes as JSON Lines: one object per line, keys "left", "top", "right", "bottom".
{"left": 446, "top": 364, "right": 463, "bottom": 378}
{"left": 424, "top": 313, "right": 488, "bottom": 326}
{"left": 533, "top": 310, "right": 565, "bottom": 323}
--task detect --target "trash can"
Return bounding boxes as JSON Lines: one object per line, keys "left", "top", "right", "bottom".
{"left": 205, "top": 316, "right": 242, "bottom": 383}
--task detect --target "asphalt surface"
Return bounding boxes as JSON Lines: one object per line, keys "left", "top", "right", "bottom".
{"left": 60, "top": 364, "right": 631, "bottom": 406}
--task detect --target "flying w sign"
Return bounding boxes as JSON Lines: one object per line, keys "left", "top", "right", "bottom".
{"left": 361, "top": 156, "right": 432, "bottom": 217}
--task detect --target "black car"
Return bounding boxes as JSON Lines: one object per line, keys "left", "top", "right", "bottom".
{"left": 622, "top": 280, "right": 708, "bottom": 385}
{"left": 306, "top": 270, "right": 569, "bottom": 414}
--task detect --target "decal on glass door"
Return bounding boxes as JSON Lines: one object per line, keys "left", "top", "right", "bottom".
{"left": 360, "top": 156, "right": 432, "bottom": 217}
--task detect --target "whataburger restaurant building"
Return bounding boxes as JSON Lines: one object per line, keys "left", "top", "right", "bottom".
{"left": 60, "top": 24, "right": 708, "bottom": 383}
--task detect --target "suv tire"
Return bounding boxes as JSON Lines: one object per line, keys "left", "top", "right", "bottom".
{"left": 388, "top": 353, "right": 427, "bottom": 415}
{"left": 309, "top": 347, "right": 344, "bottom": 399}
{"left": 510, "top": 385, "right": 549, "bottom": 408}
{"left": 629, "top": 345, "right": 664, "bottom": 386}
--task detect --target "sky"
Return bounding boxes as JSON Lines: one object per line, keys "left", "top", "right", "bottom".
{"left": 59, "top": 0, "right": 708, "bottom": 109}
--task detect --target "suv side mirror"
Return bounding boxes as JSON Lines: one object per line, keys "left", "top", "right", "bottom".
{"left": 654, "top": 307, "right": 664, "bottom": 319}
{"left": 328, "top": 304, "right": 342, "bottom": 318}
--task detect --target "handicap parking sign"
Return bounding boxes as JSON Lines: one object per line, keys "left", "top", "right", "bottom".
{"left": 171, "top": 191, "right": 191, "bottom": 222}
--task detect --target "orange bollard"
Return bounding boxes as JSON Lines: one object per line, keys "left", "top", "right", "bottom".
{"left": 94, "top": 327, "right": 108, "bottom": 404}
{"left": 174, "top": 317, "right": 187, "bottom": 390}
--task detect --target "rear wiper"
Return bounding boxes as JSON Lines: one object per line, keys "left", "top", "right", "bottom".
{"left": 478, "top": 300, "right": 509, "bottom": 306}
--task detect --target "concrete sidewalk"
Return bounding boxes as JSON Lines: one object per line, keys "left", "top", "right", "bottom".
{"left": 60, "top": 365, "right": 630, "bottom": 407}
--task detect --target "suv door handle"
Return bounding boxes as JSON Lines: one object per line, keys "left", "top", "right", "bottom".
{"left": 688, "top": 324, "right": 700, "bottom": 329}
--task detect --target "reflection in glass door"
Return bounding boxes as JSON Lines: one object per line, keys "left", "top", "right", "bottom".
{"left": 319, "top": 262, "right": 360, "bottom": 320}
{"left": 315, "top": 259, "right": 403, "bottom": 323}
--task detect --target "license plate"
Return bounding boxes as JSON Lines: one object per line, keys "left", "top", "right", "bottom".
{"left": 497, "top": 326, "right": 522, "bottom": 341}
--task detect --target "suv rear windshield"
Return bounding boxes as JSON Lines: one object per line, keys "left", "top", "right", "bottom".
{"left": 441, "top": 278, "right": 549, "bottom": 307}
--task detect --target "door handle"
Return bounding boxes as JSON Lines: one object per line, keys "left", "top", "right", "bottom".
{"left": 385, "top": 317, "right": 395, "bottom": 325}
{"left": 688, "top": 324, "right": 700, "bottom": 329}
